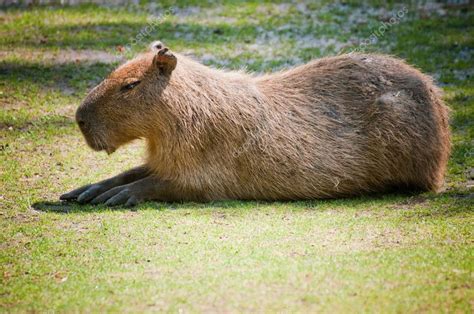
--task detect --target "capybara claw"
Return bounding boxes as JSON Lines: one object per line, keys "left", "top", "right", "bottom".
{"left": 76, "top": 185, "right": 104, "bottom": 204}
{"left": 90, "top": 185, "right": 141, "bottom": 207}
{"left": 60, "top": 184, "right": 92, "bottom": 201}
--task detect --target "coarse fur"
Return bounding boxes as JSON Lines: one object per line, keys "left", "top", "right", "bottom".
{"left": 65, "top": 42, "right": 451, "bottom": 204}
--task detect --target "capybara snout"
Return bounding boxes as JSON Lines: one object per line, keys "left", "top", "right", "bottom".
{"left": 75, "top": 85, "right": 107, "bottom": 152}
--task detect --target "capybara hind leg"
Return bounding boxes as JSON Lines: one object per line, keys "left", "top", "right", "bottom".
{"left": 372, "top": 91, "right": 449, "bottom": 192}
{"left": 90, "top": 176, "right": 170, "bottom": 207}
{"left": 60, "top": 165, "right": 150, "bottom": 203}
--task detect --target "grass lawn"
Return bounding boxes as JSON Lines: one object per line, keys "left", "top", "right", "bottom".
{"left": 1, "top": 1, "right": 473, "bottom": 312}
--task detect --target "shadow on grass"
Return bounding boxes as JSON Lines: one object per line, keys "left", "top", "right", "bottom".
{"left": 1, "top": 114, "right": 76, "bottom": 133}
{"left": 31, "top": 190, "right": 473, "bottom": 216}
{"left": 4, "top": 21, "right": 261, "bottom": 50}
{"left": 0, "top": 60, "right": 116, "bottom": 91}
{"left": 2, "top": 1, "right": 267, "bottom": 51}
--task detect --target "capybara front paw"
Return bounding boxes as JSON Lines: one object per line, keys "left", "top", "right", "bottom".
{"left": 60, "top": 183, "right": 111, "bottom": 204}
{"left": 90, "top": 185, "right": 140, "bottom": 207}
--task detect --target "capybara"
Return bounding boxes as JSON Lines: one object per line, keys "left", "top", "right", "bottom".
{"left": 60, "top": 41, "right": 451, "bottom": 206}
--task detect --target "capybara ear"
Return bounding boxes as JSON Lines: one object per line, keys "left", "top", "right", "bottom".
{"left": 150, "top": 41, "right": 164, "bottom": 52}
{"left": 152, "top": 45, "right": 177, "bottom": 75}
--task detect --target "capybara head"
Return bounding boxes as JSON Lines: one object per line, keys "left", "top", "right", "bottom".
{"left": 75, "top": 41, "right": 177, "bottom": 154}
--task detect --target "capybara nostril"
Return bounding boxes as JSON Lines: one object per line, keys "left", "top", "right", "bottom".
{"left": 76, "top": 117, "right": 89, "bottom": 131}
{"left": 76, "top": 106, "right": 89, "bottom": 130}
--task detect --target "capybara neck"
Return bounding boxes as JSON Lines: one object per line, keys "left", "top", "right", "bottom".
{"left": 146, "top": 54, "right": 269, "bottom": 177}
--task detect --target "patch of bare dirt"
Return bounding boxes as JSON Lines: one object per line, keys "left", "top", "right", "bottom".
{"left": 0, "top": 210, "right": 40, "bottom": 224}
{"left": 0, "top": 48, "right": 124, "bottom": 65}
{"left": 1, "top": 0, "right": 136, "bottom": 7}
{"left": 0, "top": 97, "right": 28, "bottom": 111}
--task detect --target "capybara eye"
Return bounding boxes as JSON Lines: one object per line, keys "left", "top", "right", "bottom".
{"left": 121, "top": 81, "right": 141, "bottom": 91}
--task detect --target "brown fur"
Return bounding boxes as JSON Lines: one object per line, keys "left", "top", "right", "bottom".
{"left": 73, "top": 43, "right": 451, "bottom": 202}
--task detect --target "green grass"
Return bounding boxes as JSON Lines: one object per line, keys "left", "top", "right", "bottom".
{"left": 1, "top": 1, "right": 473, "bottom": 312}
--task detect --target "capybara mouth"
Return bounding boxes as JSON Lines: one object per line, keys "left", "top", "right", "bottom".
{"left": 81, "top": 132, "right": 116, "bottom": 155}
{"left": 90, "top": 141, "right": 116, "bottom": 155}
{"left": 104, "top": 146, "right": 116, "bottom": 155}
{"left": 92, "top": 141, "right": 116, "bottom": 155}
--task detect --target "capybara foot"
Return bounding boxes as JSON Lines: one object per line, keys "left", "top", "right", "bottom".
{"left": 60, "top": 183, "right": 108, "bottom": 203}
{"left": 90, "top": 176, "right": 163, "bottom": 207}
{"left": 90, "top": 185, "right": 140, "bottom": 207}
{"left": 60, "top": 166, "right": 150, "bottom": 204}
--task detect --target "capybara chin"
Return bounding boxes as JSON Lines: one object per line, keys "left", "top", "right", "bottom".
{"left": 60, "top": 41, "right": 450, "bottom": 207}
